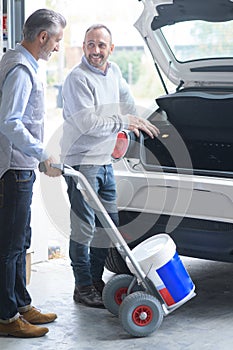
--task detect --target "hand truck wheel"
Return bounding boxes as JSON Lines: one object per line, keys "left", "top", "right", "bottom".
{"left": 102, "top": 274, "right": 143, "bottom": 316}
{"left": 119, "top": 291, "right": 164, "bottom": 337}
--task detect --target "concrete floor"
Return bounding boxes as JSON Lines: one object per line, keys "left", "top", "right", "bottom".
{"left": 1, "top": 256, "right": 233, "bottom": 350}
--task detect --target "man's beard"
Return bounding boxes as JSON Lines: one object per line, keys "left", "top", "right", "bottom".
{"left": 87, "top": 54, "right": 106, "bottom": 68}
{"left": 38, "top": 42, "right": 52, "bottom": 61}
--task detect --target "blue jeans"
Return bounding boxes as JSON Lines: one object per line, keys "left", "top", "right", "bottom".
{"left": 0, "top": 170, "right": 35, "bottom": 320}
{"left": 65, "top": 164, "right": 119, "bottom": 287}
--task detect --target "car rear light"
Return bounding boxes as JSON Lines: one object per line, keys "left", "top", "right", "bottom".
{"left": 111, "top": 131, "right": 130, "bottom": 160}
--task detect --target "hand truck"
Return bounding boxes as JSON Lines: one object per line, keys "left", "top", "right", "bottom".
{"left": 39, "top": 162, "right": 196, "bottom": 337}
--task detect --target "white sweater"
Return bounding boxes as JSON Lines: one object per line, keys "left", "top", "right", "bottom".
{"left": 60, "top": 56, "right": 136, "bottom": 166}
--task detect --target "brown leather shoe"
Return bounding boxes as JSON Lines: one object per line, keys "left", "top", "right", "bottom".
{"left": 73, "top": 285, "right": 104, "bottom": 308}
{"left": 0, "top": 316, "right": 49, "bottom": 338}
{"left": 21, "top": 307, "right": 57, "bottom": 324}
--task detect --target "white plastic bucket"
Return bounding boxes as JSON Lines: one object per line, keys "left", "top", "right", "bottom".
{"left": 126, "top": 234, "right": 195, "bottom": 309}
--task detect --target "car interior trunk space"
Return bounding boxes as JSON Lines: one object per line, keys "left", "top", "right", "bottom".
{"left": 143, "top": 91, "right": 233, "bottom": 176}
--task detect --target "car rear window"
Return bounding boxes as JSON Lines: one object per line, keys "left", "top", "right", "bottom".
{"left": 160, "top": 20, "right": 233, "bottom": 62}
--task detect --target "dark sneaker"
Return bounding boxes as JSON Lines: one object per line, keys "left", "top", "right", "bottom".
{"left": 0, "top": 316, "right": 49, "bottom": 338}
{"left": 21, "top": 306, "right": 57, "bottom": 324}
{"left": 73, "top": 285, "right": 104, "bottom": 308}
{"left": 93, "top": 280, "right": 105, "bottom": 295}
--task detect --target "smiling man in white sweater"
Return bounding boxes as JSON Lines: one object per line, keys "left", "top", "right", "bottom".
{"left": 61, "top": 24, "right": 159, "bottom": 308}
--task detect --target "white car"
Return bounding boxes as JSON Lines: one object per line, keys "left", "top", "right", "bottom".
{"left": 106, "top": 0, "right": 233, "bottom": 273}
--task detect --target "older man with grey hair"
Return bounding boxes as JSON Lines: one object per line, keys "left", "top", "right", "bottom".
{"left": 0, "top": 8, "right": 66, "bottom": 338}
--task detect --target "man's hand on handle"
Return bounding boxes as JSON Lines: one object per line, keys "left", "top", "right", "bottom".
{"left": 40, "top": 157, "right": 62, "bottom": 177}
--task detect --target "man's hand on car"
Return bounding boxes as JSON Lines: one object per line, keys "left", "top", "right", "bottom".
{"left": 128, "top": 115, "right": 160, "bottom": 138}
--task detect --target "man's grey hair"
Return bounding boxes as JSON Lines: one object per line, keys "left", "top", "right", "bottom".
{"left": 23, "top": 8, "right": 66, "bottom": 42}
{"left": 84, "top": 24, "right": 112, "bottom": 44}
